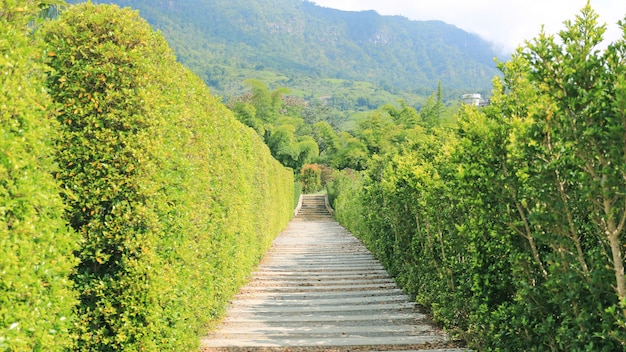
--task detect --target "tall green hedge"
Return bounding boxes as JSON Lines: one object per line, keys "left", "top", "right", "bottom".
{"left": 331, "top": 6, "right": 626, "bottom": 351}
{"left": 0, "top": 1, "right": 79, "bottom": 351}
{"left": 43, "top": 3, "right": 293, "bottom": 350}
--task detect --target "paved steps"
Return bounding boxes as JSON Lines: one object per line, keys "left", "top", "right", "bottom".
{"left": 201, "top": 195, "right": 467, "bottom": 351}
{"left": 292, "top": 194, "right": 334, "bottom": 221}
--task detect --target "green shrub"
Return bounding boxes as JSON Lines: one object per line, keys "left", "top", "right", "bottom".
{"left": 43, "top": 3, "right": 293, "bottom": 350}
{"left": 0, "top": 1, "right": 79, "bottom": 350}
{"left": 332, "top": 6, "right": 626, "bottom": 350}
{"left": 299, "top": 164, "right": 322, "bottom": 193}
{"left": 326, "top": 169, "right": 359, "bottom": 215}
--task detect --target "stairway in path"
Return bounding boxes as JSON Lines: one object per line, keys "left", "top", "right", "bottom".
{"left": 201, "top": 195, "right": 466, "bottom": 351}
{"left": 293, "top": 194, "right": 333, "bottom": 221}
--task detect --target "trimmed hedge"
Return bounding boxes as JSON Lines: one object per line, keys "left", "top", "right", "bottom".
{"left": 43, "top": 3, "right": 293, "bottom": 350}
{"left": 0, "top": 1, "right": 79, "bottom": 350}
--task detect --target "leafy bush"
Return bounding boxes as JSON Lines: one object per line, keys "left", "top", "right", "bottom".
{"left": 332, "top": 5, "right": 626, "bottom": 351}
{"left": 300, "top": 164, "right": 322, "bottom": 193}
{"left": 0, "top": 1, "right": 79, "bottom": 350}
{"left": 327, "top": 169, "right": 365, "bottom": 235}
{"left": 43, "top": 3, "right": 293, "bottom": 350}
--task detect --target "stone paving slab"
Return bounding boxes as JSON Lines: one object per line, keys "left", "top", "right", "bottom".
{"left": 239, "top": 283, "right": 399, "bottom": 293}
{"left": 233, "top": 288, "right": 407, "bottom": 300}
{"left": 201, "top": 195, "right": 466, "bottom": 351}
{"left": 226, "top": 303, "right": 418, "bottom": 315}
{"left": 221, "top": 312, "right": 427, "bottom": 324}
{"left": 246, "top": 277, "right": 396, "bottom": 285}
{"left": 215, "top": 323, "right": 436, "bottom": 334}
{"left": 230, "top": 295, "right": 410, "bottom": 307}
{"left": 202, "top": 335, "right": 445, "bottom": 348}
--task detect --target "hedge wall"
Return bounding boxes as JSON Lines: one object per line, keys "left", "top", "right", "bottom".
{"left": 330, "top": 7, "right": 626, "bottom": 350}
{"left": 42, "top": 3, "right": 293, "bottom": 350}
{"left": 0, "top": 2, "right": 79, "bottom": 351}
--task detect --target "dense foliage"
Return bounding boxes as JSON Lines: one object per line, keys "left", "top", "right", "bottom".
{"left": 228, "top": 78, "right": 453, "bottom": 177}
{"left": 41, "top": 4, "right": 294, "bottom": 350}
{"left": 65, "top": 0, "right": 499, "bottom": 112}
{"left": 330, "top": 5, "right": 626, "bottom": 350}
{"left": 1, "top": 2, "right": 292, "bottom": 350}
{"left": 0, "top": 1, "right": 79, "bottom": 350}
{"left": 300, "top": 164, "right": 322, "bottom": 194}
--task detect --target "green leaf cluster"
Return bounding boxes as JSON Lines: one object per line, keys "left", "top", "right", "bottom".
{"left": 330, "top": 5, "right": 626, "bottom": 350}
{"left": 0, "top": 1, "right": 79, "bottom": 350}
{"left": 229, "top": 79, "right": 456, "bottom": 174}
{"left": 38, "top": 3, "right": 293, "bottom": 350}
{"left": 229, "top": 80, "right": 321, "bottom": 172}
{"left": 299, "top": 164, "right": 322, "bottom": 194}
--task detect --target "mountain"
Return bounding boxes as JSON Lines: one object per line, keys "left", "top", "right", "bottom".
{"left": 65, "top": 0, "right": 502, "bottom": 105}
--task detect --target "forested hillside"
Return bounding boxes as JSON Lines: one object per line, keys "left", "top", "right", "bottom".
{"left": 66, "top": 0, "right": 501, "bottom": 105}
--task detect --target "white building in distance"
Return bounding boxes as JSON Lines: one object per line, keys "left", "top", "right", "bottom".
{"left": 462, "top": 93, "right": 483, "bottom": 106}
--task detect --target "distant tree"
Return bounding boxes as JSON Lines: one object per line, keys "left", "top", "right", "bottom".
{"left": 303, "top": 99, "right": 335, "bottom": 126}
{"left": 230, "top": 101, "right": 265, "bottom": 135}
{"left": 266, "top": 123, "right": 319, "bottom": 171}
{"left": 420, "top": 82, "right": 445, "bottom": 128}
{"left": 244, "top": 79, "right": 288, "bottom": 125}
{"left": 334, "top": 132, "right": 369, "bottom": 170}
{"left": 313, "top": 121, "right": 341, "bottom": 158}
{"left": 356, "top": 110, "right": 399, "bottom": 156}
{"left": 381, "top": 100, "right": 419, "bottom": 128}
{"left": 281, "top": 96, "right": 307, "bottom": 119}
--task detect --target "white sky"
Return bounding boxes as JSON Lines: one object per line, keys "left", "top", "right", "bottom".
{"left": 310, "top": 0, "right": 626, "bottom": 54}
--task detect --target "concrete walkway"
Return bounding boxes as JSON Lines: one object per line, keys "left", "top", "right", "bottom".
{"left": 200, "top": 195, "right": 467, "bottom": 351}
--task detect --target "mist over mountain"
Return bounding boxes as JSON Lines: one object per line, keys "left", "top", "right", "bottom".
{"left": 65, "top": 0, "right": 502, "bottom": 103}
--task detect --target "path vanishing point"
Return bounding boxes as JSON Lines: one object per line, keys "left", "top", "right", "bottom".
{"left": 201, "top": 194, "right": 468, "bottom": 352}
